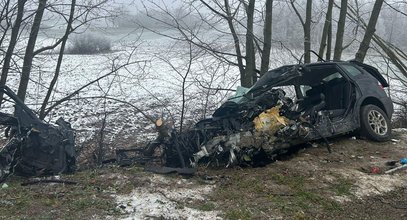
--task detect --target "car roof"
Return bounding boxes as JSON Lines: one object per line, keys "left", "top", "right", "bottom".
{"left": 251, "top": 60, "right": 388, "bottom": 93}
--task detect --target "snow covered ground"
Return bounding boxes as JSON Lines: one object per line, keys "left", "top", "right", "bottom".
{"left": 116, "top": 174, "right": 220, "bottom": 219}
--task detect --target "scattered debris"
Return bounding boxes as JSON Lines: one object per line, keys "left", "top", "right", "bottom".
{"left": 385, "top": 164, "right": 407, "bottom": 174}
{"left": 391, "top": 139, "right": 401, "bottom": 143}
{"left": 1, "top": 183, "right": 8, "bottom": 189}
{"left": 370, "top": 166, "right": 381, "bottom": 174}
{"left": 385, "top": 160, "right": 398, "bottom": 166}
{"left": 0, "top": 86, "right": 76, "bottom": 183}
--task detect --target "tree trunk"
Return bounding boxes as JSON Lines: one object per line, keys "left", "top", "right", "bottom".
{"left": 326, "top": 13, "right": 332, "bottom": 60}
{"left": 355, "top": 0, "right": 384, "bottom": 62}
{"left": 333, "top": 0, "right": 348, "bottom": 61}
{"left": 304, "top": 0, "right": 312, "bottom": 63}
{"left": 244, "top": 0, "right": 256, "bottom": 86}
{"left": 346, "top": 2, "right": 407, "bottom": 78}
{"left": 318, "top": 0, "right": 333, "bottom": 61}
{"left": 223, "top": 0, "right": 246, "bottom": 87}
{"left": 260, "top": 0, "right": 273, "bottom": 75}
{"left": 39, "top": 0, "right": 76, "bottom": 119}
{"left": 17, "top": 0, "right": 47, "bottom": 102}
{"left": 0, "top": 0, "right": 26, "bottom": 106}
{"left": 0, "top": 0, "right": 12, "bottom": 48}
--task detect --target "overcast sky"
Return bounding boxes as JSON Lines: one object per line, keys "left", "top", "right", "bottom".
{"left": 114, "top": 0, "right": 182, "bottom": 13}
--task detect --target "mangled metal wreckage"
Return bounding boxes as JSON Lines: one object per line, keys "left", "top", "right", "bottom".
{"left": 0, "top": 86, "right": 75, "bottom": 182}
{"left": 136, "top": 61, "right": 393, "bottom": 172}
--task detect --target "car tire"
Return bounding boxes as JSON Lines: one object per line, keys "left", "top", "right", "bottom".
{"left": 360, "top": 104, "right": 391, "bottom": 142}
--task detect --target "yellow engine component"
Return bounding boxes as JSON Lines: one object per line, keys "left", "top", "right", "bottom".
{"left": 253, "top": 106, "right": 288, "bottom": 134}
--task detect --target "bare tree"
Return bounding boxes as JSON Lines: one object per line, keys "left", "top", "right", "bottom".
{"left": 260, "top": 0, "right": 273, "bottom": 75}
{"left": 157, "top": 43, "right": 201, "bottom": 132}
{"left": 333, "top": 0, "right": 348, "bottom": 61}
{"left": 290, "top": 0, "right": 312, "bottom": 63}
{"left": 0, "top": 0, "right": 14, "bottom": 50}
{"left": 0, "top": 0, "right": 26, "bottom": 106}
{"left": 17, "top": 0, "right": 47, "bottom": 102}
{"left": 198, "top": 0, "right": 256, "bottom": 87}
{"left": 39, "top": 0, "right": 76, "bottom": 119}
{"left": 326, "top": 12, "right": 332, "bottom": 61}
{"left": 222, "top": 0, "right": 245, "bottom": 83}
{"left": 318, "top": 0, "right": 333, "bottom": 61}
{"left": 141, "top": 0, "right": 275, "bottom": 87}
{"left": 354, "top": 0, "right": 384, "bottom": 62}
{"left": 0, "top": 0, "right": 112, "bottom": 112}
{"left": 347, "top": 2, "right": 407, "bottom": 79}
{"left": 243, "top": 0, "right": 256, "bottom": 85}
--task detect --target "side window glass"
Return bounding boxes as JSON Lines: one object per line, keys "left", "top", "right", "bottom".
{"left": 322, "top": 72, "right": 342, "bottom": 82}
{"left": 300, "top": 85, "right": 311, "bottom": 97}
{"left": 341, "top": 64, "right": 363, "bottom": 77}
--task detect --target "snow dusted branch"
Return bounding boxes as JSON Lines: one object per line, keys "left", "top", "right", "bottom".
{"left": 42, "top": 59, "right": 148, "bottom": 118}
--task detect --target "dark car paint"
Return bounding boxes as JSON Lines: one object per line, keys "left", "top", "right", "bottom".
{"left": 350, "top": 60, "right": 389, "bottom": 87}
{"left": 339, "top": 62, "right": 393, "bottom": 117}
{"left": 254, "top": 61, "right": 393, "bottom": 140}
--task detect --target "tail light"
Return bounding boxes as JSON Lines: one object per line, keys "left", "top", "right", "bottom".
{"left": 378, "top": 81, "right": 384, "bottom": 89}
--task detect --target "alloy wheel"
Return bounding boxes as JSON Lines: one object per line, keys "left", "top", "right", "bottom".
{"left": 368, "top": 109, "right": 388, "bottom": 136}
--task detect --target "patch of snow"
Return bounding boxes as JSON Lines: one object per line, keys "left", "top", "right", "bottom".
{"left": 116, "top": 174, "right": 221, "bottom": 220}
{"left": 393, "top": 128, "right": 407, "bottom": 132}
{"left": 332, "top": 195, "right": 352, "bottom": 203}
{"left": 339, "top": 169, "right": 407, "bottom": 199}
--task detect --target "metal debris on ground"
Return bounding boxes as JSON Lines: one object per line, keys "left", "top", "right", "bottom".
{"left": 385, "top": 164, "right": 407, "bottom": 174}
{"left": 0, "top": 86, "right": 76, "bottom": 183}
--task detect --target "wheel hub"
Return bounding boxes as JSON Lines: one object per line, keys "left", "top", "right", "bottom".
{"left": 368, "top": 110, "right": 388, "bottom": 136}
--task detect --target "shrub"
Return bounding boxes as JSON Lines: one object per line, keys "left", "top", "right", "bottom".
{"left": 67, "top": 33, "right": 112, "bottom": 54}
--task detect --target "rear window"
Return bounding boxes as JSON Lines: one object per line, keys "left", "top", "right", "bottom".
{"left": 340, "top": 64, "right": 363, "bottom": 77}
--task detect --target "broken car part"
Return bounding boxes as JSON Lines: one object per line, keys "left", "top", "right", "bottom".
{"left": 0, "top": 86, "right": 75, "bottom": 183}
{"left": 120, "top": 60, "right": 393, "bottom": 172}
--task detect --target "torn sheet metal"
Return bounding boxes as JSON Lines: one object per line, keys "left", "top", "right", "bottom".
{"left": 0, "top": 86, "right": 76, "bottom": 182}
{"left": 117, "top": 88, "right": 312, "bottom": 172}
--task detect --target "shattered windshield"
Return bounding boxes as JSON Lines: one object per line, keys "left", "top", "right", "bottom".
{"left": 228, "top": 86, "right": 250, "bottom": 103}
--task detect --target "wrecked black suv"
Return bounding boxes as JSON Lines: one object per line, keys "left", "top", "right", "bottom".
{"left": 153, "top": 60, "right": 393, "bottom": 169}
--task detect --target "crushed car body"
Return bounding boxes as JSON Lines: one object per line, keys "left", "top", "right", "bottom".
{"left": 120, "top": 60, "right": 393, "bottom": 173}
{"left": 0, "top": 86, "right": 75, "bottom": 182}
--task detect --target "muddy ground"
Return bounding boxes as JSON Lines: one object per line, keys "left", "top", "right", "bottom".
{"left": 1, "top": 129, "right": 407, "bottom": 219}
